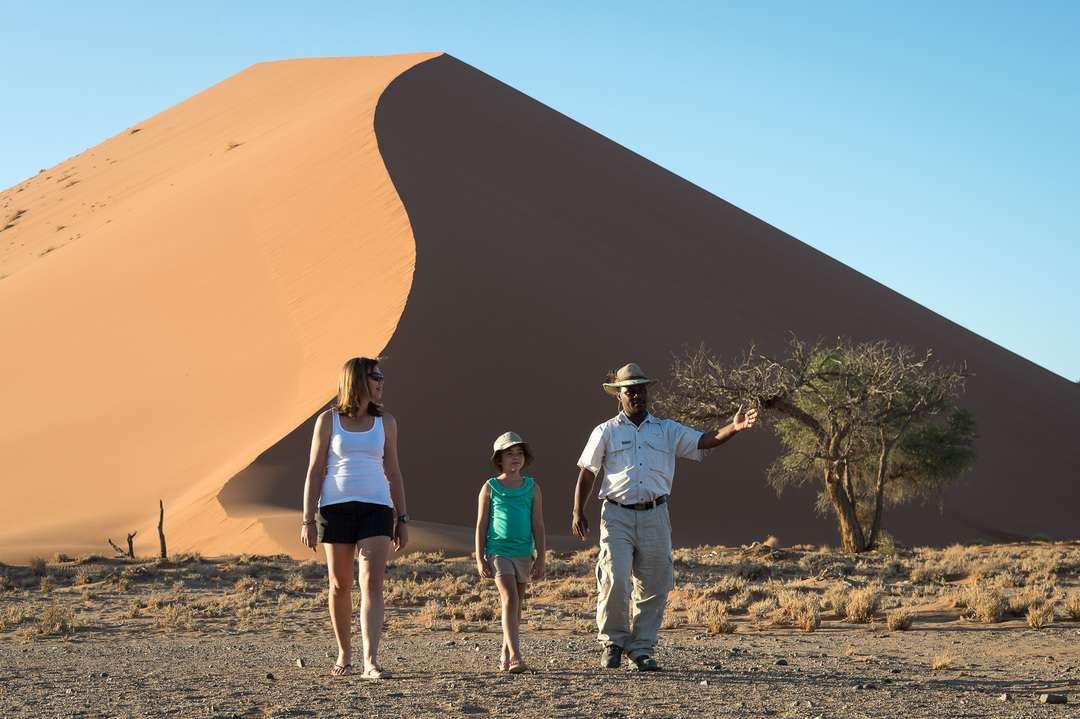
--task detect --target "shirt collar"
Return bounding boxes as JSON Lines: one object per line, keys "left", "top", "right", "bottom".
{"left": 616, "top": 411, "right": 657, "bottom": 426}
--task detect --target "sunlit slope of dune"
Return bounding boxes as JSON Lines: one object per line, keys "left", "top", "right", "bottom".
{"left": 0, "top": 53, "right": 438, "bottom": 560}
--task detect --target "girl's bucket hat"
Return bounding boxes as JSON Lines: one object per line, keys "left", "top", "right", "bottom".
{"left": 490, "top": 431, "right": 532, "bottom": 467}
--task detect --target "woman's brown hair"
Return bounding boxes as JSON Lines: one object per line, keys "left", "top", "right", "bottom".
{"left": 333, "top": 357, "right": 383, "bottom": 417}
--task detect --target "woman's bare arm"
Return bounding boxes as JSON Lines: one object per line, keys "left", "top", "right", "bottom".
{"left": 300, "top": 411, "right": 332, "bottom": 550}
{"left": 382, "top": 413, "right": 409, "bottom": 551}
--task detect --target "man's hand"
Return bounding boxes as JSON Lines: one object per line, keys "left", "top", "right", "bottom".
{"left": 572, "top": 511, "right": 590, "bottom": 541}
{"left": 530, "top": 559, "right": 546, "bottom": 581}
{"left": 733, "top": 405, "right": 759, "bottom": 432}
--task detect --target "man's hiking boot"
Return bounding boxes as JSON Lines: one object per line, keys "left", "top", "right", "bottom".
{"left": 628, "top": 654, "right": 660, "bottom": 672}
{"left": 601, "top": 645, "right": 623, "bottom": 669}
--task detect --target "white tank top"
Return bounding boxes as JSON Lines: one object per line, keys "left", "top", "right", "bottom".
{"left": 319, "top": 411, "right": 393, "bottom": 508}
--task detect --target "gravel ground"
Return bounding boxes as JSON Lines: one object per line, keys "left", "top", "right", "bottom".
{"left": 3, "top": 621, "right": 1079, "bottom": 718}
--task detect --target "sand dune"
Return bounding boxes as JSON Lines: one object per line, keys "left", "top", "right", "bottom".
{"left": 1, "top": 53, "right": 1077, "bottom": 561}
{"left": 0, "top": 53, "right": 437, "bottom": 561}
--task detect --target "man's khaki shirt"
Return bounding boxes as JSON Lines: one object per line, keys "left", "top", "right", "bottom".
{"left": 577, "top": 412, "right": 705, "bottom": 505}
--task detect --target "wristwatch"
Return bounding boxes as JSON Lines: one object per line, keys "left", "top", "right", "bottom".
{"left": 397, "top": 514, "right": 409, "bottom": 524}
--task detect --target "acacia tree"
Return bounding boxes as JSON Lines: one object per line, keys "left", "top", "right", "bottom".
{"left": 656, "top": 337, "right": 977, "bottom": 552}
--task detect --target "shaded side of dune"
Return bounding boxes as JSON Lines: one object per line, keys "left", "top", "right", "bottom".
{"left": 363, "top": 55, "right": 1077, "bottom": 547}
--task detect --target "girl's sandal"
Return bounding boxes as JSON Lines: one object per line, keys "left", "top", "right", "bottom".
{"left": 361, "top": 665, "right": 388, "bottom": 680}
{"left": 507, "top": 660, "right": 528, "bottom": 674}
{"left": 330, "top": 663, "right": 352, "bottom": 676}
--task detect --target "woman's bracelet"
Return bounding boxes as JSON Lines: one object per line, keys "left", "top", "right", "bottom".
{"left": 301, "top": 519, "right": 316, "bottom": 526}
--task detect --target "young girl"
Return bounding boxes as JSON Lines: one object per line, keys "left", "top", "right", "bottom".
{"left": 475, "top": 431, "right": 545, "bottom": 673}
{"left": 300, "top": 357, "right": 410, "bottom": 679}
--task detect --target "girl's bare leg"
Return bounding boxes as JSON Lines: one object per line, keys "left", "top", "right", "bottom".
{"left": 356, "top": 535, "right": 392, "bottom": 677}
{"left": 495, "top": 575, "right": 523, "bottom": 667}
{"left": 324, "top": 543, "right": 356, "bottom": 674}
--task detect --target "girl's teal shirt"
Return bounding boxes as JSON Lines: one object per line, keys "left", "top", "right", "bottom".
{"left": 484, "top": 476, "right": 535, "bottom": 557}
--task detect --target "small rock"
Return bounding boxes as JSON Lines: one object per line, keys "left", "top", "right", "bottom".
{"left": 998, "top": 693, "right": 1011, "bottom": 702}
{"left": 775, "top": 659, "right": 788, "bottom": 666}
{"left": 295, "top": 658, "right": 305, "bottom": 668}
{"left": 444, "top": 640, "right": 456, "bottom": 646}
{"left": 265, "top": 672, "right": 275, "bottom": 680}
{"left": 459, "top": 706, "right": 486, "bottom": 715}
{"left": 700, "top": 680, "right": 709, "bottom": 687}
{"left": 890, "top": 668, "right": 902, "bottom": 674}
{"left": 1039, "top": 693, "right": 1067, "bottom": 704}
{"left": 99, "top": 672, "right": 108, "bottom": 678}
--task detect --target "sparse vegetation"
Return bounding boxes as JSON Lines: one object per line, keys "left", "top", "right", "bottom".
{"left": 844, "top": 586, "right": 880, "bottom": 623}
{"left": 931, "top": 654, "right": 955, "bottom": 671}
{"left": 963, "top": 584, "right": 1005, "bottom": 624}
{"left": 34, "top": 605, "right": 77, "bottom": 636}
{"left": 1026, "top": 602, "right": 1054, "bottom": 629}
{"left": 887, "top": 608, "right": 913, "bottom": 631}
{"left": 1065, "top": 592, "right": 1080, "bottom": 620}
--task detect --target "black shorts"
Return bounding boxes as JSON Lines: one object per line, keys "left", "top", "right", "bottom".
{"left": 316, "top": 501, "right": 395, "bottom": 544}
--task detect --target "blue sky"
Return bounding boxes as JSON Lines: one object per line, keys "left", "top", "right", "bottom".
{"left": 2, "top": 1, "right": 1076, "bottom": 380}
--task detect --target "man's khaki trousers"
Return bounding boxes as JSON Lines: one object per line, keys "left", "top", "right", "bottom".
{"left": 595, "top": 500, "right": 674, "bottom": 658}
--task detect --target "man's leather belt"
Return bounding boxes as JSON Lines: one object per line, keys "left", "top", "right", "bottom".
{"left": 604, "top": 495, "right": 668, "bottom": 511}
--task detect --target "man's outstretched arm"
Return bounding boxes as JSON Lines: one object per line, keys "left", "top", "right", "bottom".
{"left": 698, "top": 405, "right": 759, "bottom": 450}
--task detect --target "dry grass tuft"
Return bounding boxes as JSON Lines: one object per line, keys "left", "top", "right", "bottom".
{"left": 35, "top": 605, "right": 77, "bottom": 636}
{"left": 793, "top": 599, "right": 820, "bottom": 631}
{"left": 30, "top": 557, "right": 47, "bottom": 575}
{"left": 418, "top": 600, "right": 442, "bottom": 630}
{"left": 39, "top": 576, "right": 54, "bottom": 594}
{"left": 749, "top": 597, "right": 778, "bottom": 622}
{"left": 73, "top": 567, "right": 94, "bottom": 586}
{"left": 156, "top": 602, "right": 194, "bottom": 630}
{"left": 844, "top": 586, "right": 879, "bottom": 623}
{"left": 763, "top": 535, "right": 780, "bottom": 548}
{"left": 886, "top": 608, "right": 913, "bottom": 631}
{"left": 687, "top": 600, "right": 734, "bottom": 634}
{"left": 963, "top": 585, "right": 1005, "bottom": 624}
{"left": 824, "top": 583, "right": 851, "bottom": 617}
{"left": 1065, "top": 592, "right": 1080, "bottom": 620}
{"left": 284, "top": 574, "right": 306, "bottom": 593}
{"left": 1, "top": 605, "right": 29, "bottom": 629}
{"left": 1026, "top": 602, "right": 1054, "bottom": 630}
{"left": 1008, "top": 585, "right": 1053, "bottom": 617}
{"left": 931, "top": 654, "right": 955, "bottom": 671}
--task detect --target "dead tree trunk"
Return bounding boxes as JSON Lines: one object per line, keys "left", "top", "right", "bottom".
{"left": 125, "top": 531, "right": 137, "bottom": 558}
{"left": 108, "top": 538, "right": 126, "bottom": 557}
{"left": 157, "top": 500, "right": 167, "bottom": 559}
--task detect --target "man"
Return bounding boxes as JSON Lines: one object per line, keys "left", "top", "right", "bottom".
{"left": 572, "top": 362, "right": 757, "bottom": 671}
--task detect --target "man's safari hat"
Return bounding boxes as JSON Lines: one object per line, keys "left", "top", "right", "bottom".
{"left": 490, "top": 431, "right": 532, "bottom": 467}
{"left": 602, "top": 362, "right": 654, "bottom": 397}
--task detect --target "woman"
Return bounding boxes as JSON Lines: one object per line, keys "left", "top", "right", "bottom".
{"left": 301, "top": 357, "right": 409, "bottom": 678}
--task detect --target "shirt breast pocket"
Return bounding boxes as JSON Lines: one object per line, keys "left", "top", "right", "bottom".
{"left": 644, "top": 434, "right": 676, "bottom": 480}
{"left": 606, "top": 439, "right": 634, "bottom": 474}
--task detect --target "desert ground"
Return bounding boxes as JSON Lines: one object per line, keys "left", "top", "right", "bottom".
{"left": 2, "top": 540, "right": 1079, "bottom": 718}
